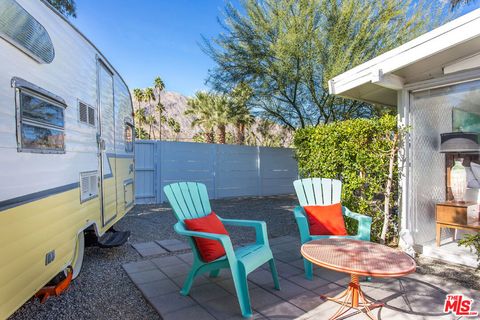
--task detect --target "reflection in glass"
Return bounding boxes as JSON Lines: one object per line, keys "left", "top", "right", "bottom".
{"left": 21, "top": 124, "right": 64, "bottom": 150}
{"left": 453, "top": 109, "right": 480, "bottom": 132}
{"left": 0, "top": 0, "right": 55, "bottom": 63}
{"left": 125, "top": 124, "right": 133, "bottom": 152}
{"left": 21, "top": 93, "right": 64, "bottom": 127}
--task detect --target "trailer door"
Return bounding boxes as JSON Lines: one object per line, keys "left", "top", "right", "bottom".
{"left": 97, "top": 60, "right": 117, "bottom": 226}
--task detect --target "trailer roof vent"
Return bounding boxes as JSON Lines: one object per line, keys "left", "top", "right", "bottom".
{"left": 79, "top": 102, "right": 95, "bottom": 127}
{"left": 80, "top": 171, "right": 98, "bottom": 203}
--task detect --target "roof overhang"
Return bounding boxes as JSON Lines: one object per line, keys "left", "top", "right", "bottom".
{"left": 328, "top": 9, "right": 480, "bottom": 107}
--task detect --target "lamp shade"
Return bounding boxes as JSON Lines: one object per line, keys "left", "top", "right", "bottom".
{"left": 439, "top": 132, "right": 480, "bottom": 153}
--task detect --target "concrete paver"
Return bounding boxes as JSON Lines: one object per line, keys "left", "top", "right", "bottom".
{"left": 123, "top": 237, "right": 475, "bottom": 319}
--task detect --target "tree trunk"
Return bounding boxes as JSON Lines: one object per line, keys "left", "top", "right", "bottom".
{"left": 205, "top": 130, "right": 214, "bottom": 144}
{"left": 236, "top": 123, "right": 245, "bottom": 144}
{"left": 158, "top": 97, "right": 162, "bottom": 141}
{"left": 218, "top": 125, "right": 226, "bottom": 144}
{"left": 380, "top": 133, "right": 399, "bottom": 244}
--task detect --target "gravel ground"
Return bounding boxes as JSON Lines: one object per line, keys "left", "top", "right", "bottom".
{"left": 9, "top": 194, "right": 479, "bottom": 320}
{"left": 415, "top": 256, "right": 480, "bottom": 291}
{"left": 9, "top": 195, "right": 298, "bottom": 320}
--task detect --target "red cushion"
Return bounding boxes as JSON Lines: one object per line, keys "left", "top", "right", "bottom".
{"left": 304, "top": 203, "right": 347, "bottom": 236}
{"left": 184, "top": 211, "right": 229, "bottom": 262}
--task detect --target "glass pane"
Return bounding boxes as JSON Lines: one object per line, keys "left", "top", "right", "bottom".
{"left": 125, "top": 125, "right": 133, "bottom": 152}
{"left": 453, "top": 109, "right": 480, "bottom": 132}
{"left": 21, "top": 92, "right": 64, "bottom": 127}
{"left": 0, "top": 0, "right": 55, "bottom": 63}
{"left": 21, "top": 123, "right": 64, "bottom": 150}
{"left": 409, "top": 79, "right": 480, "bottom": 246}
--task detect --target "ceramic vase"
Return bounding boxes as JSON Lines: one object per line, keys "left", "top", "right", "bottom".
{"left": 451, "top": 159, "right": 467, "bottom": 202}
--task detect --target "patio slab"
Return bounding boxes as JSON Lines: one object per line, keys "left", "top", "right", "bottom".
{"left": 156, "top": 239, "right": 191, "bottom": 252}
{"left": 131, "top": 241, "right": 167, "bottom": 257}
{"left": 123, "top": 237, "right": 470, "bottom": 319}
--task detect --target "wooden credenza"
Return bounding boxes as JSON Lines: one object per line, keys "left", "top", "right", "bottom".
{"left": 435, "top": 201, "right": 480, "bottom": 246}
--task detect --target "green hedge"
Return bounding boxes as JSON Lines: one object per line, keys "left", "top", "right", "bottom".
{"left": 293, "top": 115, "right": 399, "bottom": 243}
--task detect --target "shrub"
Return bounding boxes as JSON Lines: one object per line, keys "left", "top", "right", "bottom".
{"left": 293, "top": 115, "right": 400, "bottom": 243}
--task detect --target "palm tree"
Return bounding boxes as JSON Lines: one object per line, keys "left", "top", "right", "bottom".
{"left": 135, "top": 127, "right": 150, "bottom": 140}
{"left": 154, "top": 77, "right": 165, "bottom": 140}
{"left": 135, "top": 107, "right": 147, "bottom": 127}
{"left": 132, "top": 88, "right": 144, "bottom": 109}
{"left": 134, "top": 107, "right": 149, "bottom": 139}
{"left": 167, "top": 117, "right": 181, "bottom": 141}
{"left": 145, "top": 114, "right": 157, "bottom": 140}
{"left": 144, "top": 87, "right": 155, "bottom": 110}
{"left": 230, "top": 83, "right": 253, "bottom": 144}
{"left": 230, "top": 106, "right": 253, "bottom": 144}
{"left": 185, "top": 91, "right": 216, "bottom": 143}
{"left": 143, "top": 88, "right": 156, "bottom": 139}
{"left": 210, "top": 94, "right": 231, "bottom": 144}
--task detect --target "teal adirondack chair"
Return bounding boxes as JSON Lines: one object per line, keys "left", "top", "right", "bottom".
{"left": 293, "top": 178, "right": 372, "bottom": 280}
{"left": 163, "top": 182, "right": 280, "bottom": 318}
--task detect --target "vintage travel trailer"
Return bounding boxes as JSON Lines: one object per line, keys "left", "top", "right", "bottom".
{"left": 0, "top": 0, "right": 134, "bottom": 318}
{"left": 329, "top": 9, "right": 480, "bottom": 267}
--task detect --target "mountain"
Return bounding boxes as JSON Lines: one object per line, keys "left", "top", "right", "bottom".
{"left": 132, "top": 90, "right": 293, "bottom": 147}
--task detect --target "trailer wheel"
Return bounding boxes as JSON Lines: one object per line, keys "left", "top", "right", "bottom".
{"left": 71, "top": 231, "right": 85, "bottom": 279}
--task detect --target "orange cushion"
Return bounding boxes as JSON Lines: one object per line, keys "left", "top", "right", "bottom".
{"left": 184, "top": 211, "right": 229, "bottom": 262}
{"left": 304, "top": 203, "right": 347, "bottom": 236}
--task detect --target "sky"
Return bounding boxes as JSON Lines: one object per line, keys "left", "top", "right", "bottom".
{"left": 73, "top": 1, "right": 480, "bottom": 97}
{"left": 74, "top": 0, "right": 238, "bottom": 96}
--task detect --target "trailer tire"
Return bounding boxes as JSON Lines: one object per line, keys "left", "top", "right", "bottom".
{"left": 72, "top": 231, "right": 85, "bottom": 279}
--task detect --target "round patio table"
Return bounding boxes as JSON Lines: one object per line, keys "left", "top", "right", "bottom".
{"left": 301, "top": 238, "right": 416, "bottom": 320}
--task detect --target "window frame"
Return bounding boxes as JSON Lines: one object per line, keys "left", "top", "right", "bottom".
{"left": 13, "top": 78, "right": 67, "bottom": 154}
{"left": 124, "top": 119, "right": 134, "bottom": 153}
{"left": 0, "top": 0, "right": 55, "bottom": 63}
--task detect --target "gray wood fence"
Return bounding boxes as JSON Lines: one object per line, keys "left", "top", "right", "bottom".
{"left": 134, "top": 141, "right": 298, "bottom": 204}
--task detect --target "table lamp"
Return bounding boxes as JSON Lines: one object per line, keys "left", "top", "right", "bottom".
{"left": 440, "top": 132, "right": 480, "bottom": 202}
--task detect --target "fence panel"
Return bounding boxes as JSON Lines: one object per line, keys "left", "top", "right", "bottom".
{"left": 159, "top": 142, "right": 216, "bottom": 202}
{"left": 260, "top": 147, "right": 298, "bottom": 196}
{"left": 216, "top": 144, "right": 259, "bottom": 198}
{"left": 134, "top": 141, "right": 157, "bottom": 204}
{"left": 134, "top": 141, "right": 298, "bottom": 203}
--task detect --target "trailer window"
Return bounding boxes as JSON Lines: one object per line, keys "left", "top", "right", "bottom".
{"left": 0, "top": 0, "right": 55, "bottom": 63}
{"left": 18, "top": 90, "right": 65, "bottom": 153}
{"left": 125, "top": 122, "right": 134, "bottom": 153}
